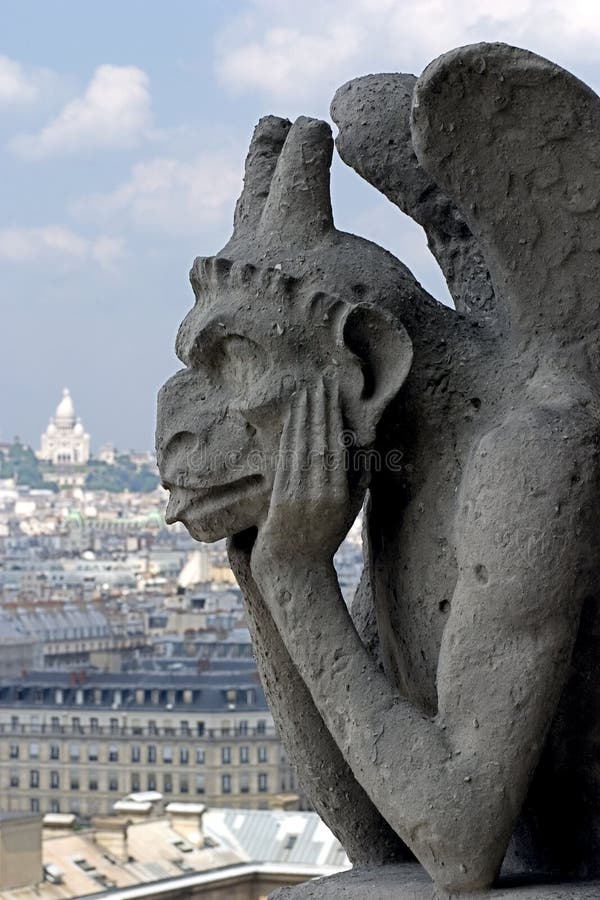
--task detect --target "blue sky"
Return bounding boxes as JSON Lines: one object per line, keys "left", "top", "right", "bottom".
{"left": 1, "top": 0, "right": 598, "bottom": 450}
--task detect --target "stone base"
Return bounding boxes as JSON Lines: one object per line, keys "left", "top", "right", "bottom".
{"left": 269, "top": 864, "right": 600, "bottom": 899}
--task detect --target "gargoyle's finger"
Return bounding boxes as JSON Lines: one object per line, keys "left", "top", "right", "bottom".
{"left": 305, "top": 378, "right": 328, "bottom": 498}
{"left": 412, "top": 42, "right": 600, "bottom": 343}
{"left": 231, "top": 115, "right": 292, "bottom": 238}
{"left": 331, "top": 73, "right": 495, "bottom": 318}
{"left": 259, "top": 117, "right": 334, "bottom": 245}
{"left": 325, "top": 379, "right": 348, "bottom": 497}
{"left": 272, "top": 387, "right": 307, "bottom": 502}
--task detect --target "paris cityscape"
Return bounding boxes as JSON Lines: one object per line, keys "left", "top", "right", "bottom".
{"left": 0, "top": 387, "right": 362, "bottom": 897}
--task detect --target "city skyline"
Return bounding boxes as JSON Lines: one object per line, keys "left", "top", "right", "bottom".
{"left": 2, "top": 2, "right": 600, "bottom": 449}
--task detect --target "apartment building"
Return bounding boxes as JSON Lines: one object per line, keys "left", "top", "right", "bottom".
{"left": 0, "top": 668, "right": 297, "bottom": 817}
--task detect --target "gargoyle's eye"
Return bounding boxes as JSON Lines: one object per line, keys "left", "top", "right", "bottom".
{"left": 190, "top": 333, "right": 266, "bottom": 396}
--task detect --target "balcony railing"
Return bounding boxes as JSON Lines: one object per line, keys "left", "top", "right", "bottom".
{"left": 0, "top": 722, "right": 277, "bottom": 739}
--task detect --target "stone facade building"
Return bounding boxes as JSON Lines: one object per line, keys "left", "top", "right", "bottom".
{"left": 0, "top": 669, "right": 296, "bottom": 817}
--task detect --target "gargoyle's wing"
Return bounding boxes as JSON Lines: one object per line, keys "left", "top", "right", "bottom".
{"left": 412, "top": 42, "right": 600, "bottom": 362}
{"left": 331, "top": 73, "right": 495, "bottom": 318}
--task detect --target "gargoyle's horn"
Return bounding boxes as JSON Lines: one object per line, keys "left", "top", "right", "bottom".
{"left": 259, "top": 116, "right": 335, "bottom": 243}
{"left": 232, "top": 116, "right": 292, "bottom": 237}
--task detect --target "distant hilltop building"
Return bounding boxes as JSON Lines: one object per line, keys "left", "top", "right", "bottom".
{"left": 37, "top": 388, "right": 90, "bottom": 484}
{"left": 38, "top": 388, "right": 90, "bottom": 467}
{"left": 98, "top": 442, "right": 116, "bottom": 465}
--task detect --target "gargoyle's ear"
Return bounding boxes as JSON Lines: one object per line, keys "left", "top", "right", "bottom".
{"left": 340, "top": 303, "right": 413, "bottom": 446}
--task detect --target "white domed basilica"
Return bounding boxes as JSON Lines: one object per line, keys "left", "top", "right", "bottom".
{"left": 38, "top": 388, "right": 90, "bottom": 466}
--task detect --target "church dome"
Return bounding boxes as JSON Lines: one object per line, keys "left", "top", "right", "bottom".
{"left": 74, "top": 420, "right": 84, "bottom": 436}
{"left": 55, "top": 388, "right": 76, "bottom": 427}
{"left": 47, "top": 422, "right": 57, "bottom": 435}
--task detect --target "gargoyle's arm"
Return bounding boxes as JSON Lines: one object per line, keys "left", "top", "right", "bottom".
{"left": 227, "top": 531, "right": 410, "bottom": 866}
{"left": 252, "top": 404, "right": 594, "bottom": 893}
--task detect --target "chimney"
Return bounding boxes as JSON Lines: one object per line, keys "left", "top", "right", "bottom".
{"left": 165, "top": 803, "right": 206, "bottom": 848}
{"left": 92, "top": 817, "right": 129, "bottom": 864}
{"left": 0, "top": 813, "right": 42, "bottom": 891}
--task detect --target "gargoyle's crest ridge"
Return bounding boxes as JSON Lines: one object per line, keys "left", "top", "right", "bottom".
{"left": 189, "top": 255, "right": 299, "bottom": 305}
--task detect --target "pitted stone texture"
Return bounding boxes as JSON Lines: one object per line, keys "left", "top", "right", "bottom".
{"left": 331, "top": 74, "right": 495, "bottom": 319}
{"left": 270, "top": 866, "right": 600, "bottom": 899}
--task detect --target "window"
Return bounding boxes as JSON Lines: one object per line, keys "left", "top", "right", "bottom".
{"left": 148, "top": 720, "right": 158, "bottom": 736}
{"left": 110, "top": 718, "right": 119, "bottom": 735}
{"left": 180, "top": 777, "right": 189, "bottom": 794}
{"left": 89, "top": 773, "right": 98, "bottom": 791}
{"left": 257, "top": 720, "right": 266, "bottom": 735}
{"left": 50, "top": 717, "right": 60, "bottom": 733}
{"left": 196, "top": 722, "right": 205, "bottom": 737}
{"left": 30, "top": 798, "right": 40, "bottom": 813}
{"left": 238, "top": 720, "right": 248, "bottom": 735}
{"left": 163, "top": 745, "right": 173, "bottom": 764}
{"left": 50, "top": 800, "right": 60, "bottom": 813}
{"left": 9, "top": 772, "right": 19, "bottom": 788}
{"left": 240, "top": 746, "right": 249, "bottom": 764}
{"left": 221, "top": 746, "right": 231, "bottom": 765}
{"left": 108, "top": 745, "right": 118, "bottom": 762}
{"left": 147, "top": 774, "right": 157, "bottom": 791}
{"left": 50, "top": 744, "right": 60, "bottom": 761}
{"left": 10, "top": 716, "right": 19, "bottom": 732}
{"left": 258, "top": 746, "right": 268, "bottom": 763}
{"left": 50, "top": 771, "right": 60, "bottom": 789}
{"left": 180, "top": 720, "right": 190, "bottom": 735}
{"left": 109, "top": 776, "right": 119, "bottom": 792}
{"left": 30, "top": 770, "right": 39, "bottom": 789}
{"left": 71, "top": 717, "right": 82, "bottom": 734}
{"left": 240, "top": 772, "right": 250, "bottom": 793}
{"left": 69, "top": 743, "right": 80, "bottom": 762}
{"left": 222, "top": 774, "right": 231, "bottom": 794}
{"left": 196, "top": 774, "right": 205, "bottom": 795}
{"left": 88, "top": 743, "right": 99, "bottom": 762}
{"left": 180, "top": 747, "right": 189, "bottom": 765}
{"left": 221, "top": 723, "right": 231, "bottom": 737}
{"left": 147, "top": 745, "right": 156, "bottom": 763}
{"left": 70, "top": 774, "right": 80, "bottom": 791}
{"left": 90, "top": 717, "right": 100, "bottom": 733}
{"left": 195, "top": 748, "right": 205, "bottom": 765}
{"left": 163, "top": 774, "right": 172, "bottom": 793}
{"left": 131, "top": 745, "right": 141, "bottom": 763}
{"left": 258, "top": 773, "right": 268, "bottom": 793}
{"left": 9, "top": 744, "right": 19, "bottom": 759}
{"left": 131, "top": 773, "right": 140, "bottom": 792}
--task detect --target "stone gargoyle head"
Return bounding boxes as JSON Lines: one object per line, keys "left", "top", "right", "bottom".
{"left": 155, "top": 115, "right": 418, "bottom": 542}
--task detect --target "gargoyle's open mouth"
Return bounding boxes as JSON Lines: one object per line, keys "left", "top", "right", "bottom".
{"left": 165, "top": 473, "right": 263, "bottom": 524}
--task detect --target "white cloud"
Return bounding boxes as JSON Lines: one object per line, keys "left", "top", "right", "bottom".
{"left": 0, "top": 55, "right": 46, "bottom": 105}
{"left": 72, "top": 151, "right": 242, "bottom": 237}
{"left": 0, "top": 226, "right": 124, "bottom": 268}
{"left": 10, "top": 64, "right": 152, "bottom": 158}
{"left": 215, "top": 0, "right": 600, "bottom": 106}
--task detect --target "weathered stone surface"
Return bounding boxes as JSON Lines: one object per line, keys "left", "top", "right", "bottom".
{"left": 270, "top": 865, "right": 600, "bottom": 899}
{"left": 331, "top": 73, "right": 496, "bottom": 319}
{"left": 156, "top": 42, "right": 600, "bottom": 897}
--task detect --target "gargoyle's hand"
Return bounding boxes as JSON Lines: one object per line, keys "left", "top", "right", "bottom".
{"left": 251, "top": 377, "right": 353, "bottom": 585}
